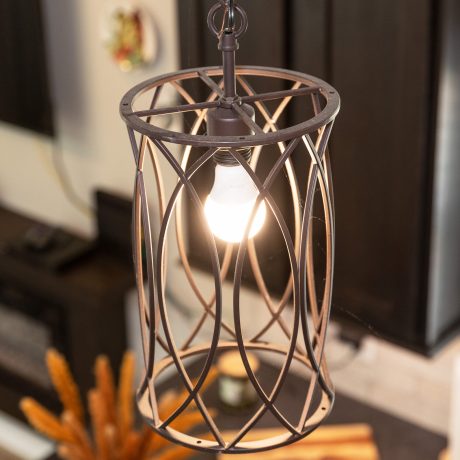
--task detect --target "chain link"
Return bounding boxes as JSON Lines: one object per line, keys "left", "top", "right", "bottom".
{"left": 207, "top": 0, "right": 248, "bottom": 39}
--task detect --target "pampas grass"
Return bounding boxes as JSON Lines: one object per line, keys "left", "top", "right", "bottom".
{"left": 21, "top": 349, "right": 215, "bottom": 460}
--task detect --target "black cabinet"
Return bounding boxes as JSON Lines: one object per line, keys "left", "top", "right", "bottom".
{"left": 177, "top": 0, "right": 460, "bottom": 353}
{"left": 0, "top": 205, "right": 133, "bottom": 419}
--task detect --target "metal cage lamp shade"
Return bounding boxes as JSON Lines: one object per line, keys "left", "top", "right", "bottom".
{"left": 120, "top": 0, "right": 340, "bottom": 454}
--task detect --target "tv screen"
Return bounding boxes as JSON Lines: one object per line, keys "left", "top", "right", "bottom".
{"left": 0, "top": 0, "right": 54, "bottom": 136}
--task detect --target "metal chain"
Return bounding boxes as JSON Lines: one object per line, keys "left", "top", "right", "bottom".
{"left": 227, "top": 0, "right": 235, "bottom": 30}
{"left": 208, "top": 0, "right": 248, "bottom": 39}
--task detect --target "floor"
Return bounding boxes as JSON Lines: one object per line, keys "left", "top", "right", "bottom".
{"left": 153, "top": 359, "right": 447, "bottom": 460}
{"left": 126, "top": 287, "right": 460, "bottom": 437}
{"left": 0, "top": 411, "right": 53, "bottom": 460}
{"left": 328, "top": 328, "right": 460, "bottom": 436}
{"left": 0, "top": 294, "right": 458, "bottom": 459}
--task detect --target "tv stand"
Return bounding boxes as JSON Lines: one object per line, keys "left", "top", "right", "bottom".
{"left": 0, "top": 204, "right": 134, "bottom": 420}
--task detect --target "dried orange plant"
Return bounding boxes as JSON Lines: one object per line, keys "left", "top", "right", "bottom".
{"left": 20, "top": 349, "right": 216, "bottom": 460}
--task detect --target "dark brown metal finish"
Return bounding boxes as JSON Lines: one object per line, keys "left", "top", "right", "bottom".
{"left": 120, "top": 0, "right": 340, "bottom": 454}
{"left": 120, "top": 64, "right": 340, "bottom": 453}
{"left": 120, "top": 66, "right": 339, "bottom": 148}
{"left": 207, "top": 103, "right": 254, "bottom": 165}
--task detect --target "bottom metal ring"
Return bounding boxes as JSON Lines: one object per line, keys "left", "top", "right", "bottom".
{"left": 137, "top": 341, "right": 334, "bottom": 454}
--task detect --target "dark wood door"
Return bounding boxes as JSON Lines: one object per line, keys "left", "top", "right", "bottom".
{"left": 177, "top": 0, "right": 443, "bottom": 351}
{"left": 330, "top": 0, "right": 435, "bottom": 347}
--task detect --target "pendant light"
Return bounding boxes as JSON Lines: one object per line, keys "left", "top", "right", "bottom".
{"left": 120, "top": 0, "right": 340, "bottom": 453}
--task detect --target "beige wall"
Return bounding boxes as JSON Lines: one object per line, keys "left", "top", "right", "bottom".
{"left": 0, "top": 0, "right": 179, "bottom": 236}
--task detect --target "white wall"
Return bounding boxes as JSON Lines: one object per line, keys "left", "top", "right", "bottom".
{"left": 0, "top": 0, "right": 179, "bottom": 236}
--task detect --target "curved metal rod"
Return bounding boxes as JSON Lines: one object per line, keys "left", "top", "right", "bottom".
{"left": 138, "top": 173, "right": 158, "bottom": 377}
{"left": 297, "top": 126, "right": 336, "bottom": 429}
{"left": 128, "top": 129, "right": 150, "bottom": 342}
{"left": 241, "top": 80, "right": 298, "bottom": 317}
{"left": 128, "top": 126, "right": 160, "bottom": 423}
{"left": 308, "top": 95, "right": 335, "bottom": 344}
{"left": 298, "top": 127, "right": 335, "bottom": 421}
{"left": 303, "top": 131, "right": 335, "bottom": 345}
{"left": 136, "top": 175, "right": 165, "bottom": 410}
{"left": 304, "top": 128, "right": 327, "bottom": 340}
{"left": 293, "top": 131, "right": 330, "bottom": 382}
{"left": 298, "top": 126, "right": 335, "bottom": 376}
{"left": 321, "top": 146, "right": 336, "bottom": 391}
{"left": 238, "top": 76, "right": 303, "bottom": 344}
{"left": 139, "top": 93, "right": 172, "bottom": 355}
{"left": 152, "top": 140, "right": 225, "bottom": 446}
{"left": 304, "top": 132, "right": 335, "bottom": 339}
{"left": 173, "top": 79, "right": 238, "bottom": 343}
{"left": 298, "top": 180, "right": 334, "bottom": 427}
{"left": 132, "top": 173, "right": 160, "bottom": 423}
{"left": 306, "top": 94, "right": 330, "bottom": 340}
{"left": 302, "top": 103, "right": 334, "bottom": 408}
{"left": 229, "top": 139, "right": 303, "bottom": 444}
{"left": 132, "top": 86, "right": 169, "bottom": 354}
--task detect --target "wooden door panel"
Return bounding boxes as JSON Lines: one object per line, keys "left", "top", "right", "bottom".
{"left": 330, "top": 0, "right": 433, "bottom": 344}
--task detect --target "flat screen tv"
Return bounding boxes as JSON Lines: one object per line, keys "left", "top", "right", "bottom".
{"left": 0, "top": 0, "right": 54, "bottom": 136}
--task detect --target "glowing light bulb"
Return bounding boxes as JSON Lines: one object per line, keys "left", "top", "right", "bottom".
{"left": 204, "top": 164, "right": 266, "bottom": 243}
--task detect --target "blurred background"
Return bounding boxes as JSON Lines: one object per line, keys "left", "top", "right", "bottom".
{"left": 0, "top": 0, "right": 459, "bottom": 459}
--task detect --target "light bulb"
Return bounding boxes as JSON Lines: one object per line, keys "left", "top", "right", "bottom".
{"left": 204, "top": 164, "right": 266, "bottom": 243}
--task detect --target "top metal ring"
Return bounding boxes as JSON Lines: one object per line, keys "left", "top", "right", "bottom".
{"left": 120, "top": 66, "right": 341, "bottom": 148}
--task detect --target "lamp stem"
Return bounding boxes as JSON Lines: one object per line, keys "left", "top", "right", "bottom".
{"left": 208, "top": 0, "right": 248, "bottom": 100}
{"left": 220, "top": 31, "right": 238, "bottom": 99}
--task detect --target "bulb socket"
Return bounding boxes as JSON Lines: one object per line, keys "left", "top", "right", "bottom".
{"left": 213, "top": 147, "right": 252, "bottom": 166}
{"left": 207, "top": 103, "right": 255, "bottom": 166}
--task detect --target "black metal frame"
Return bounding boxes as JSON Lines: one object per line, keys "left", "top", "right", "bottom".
{"left": 120, "top": 0, "right": 340, "bottom": 453}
